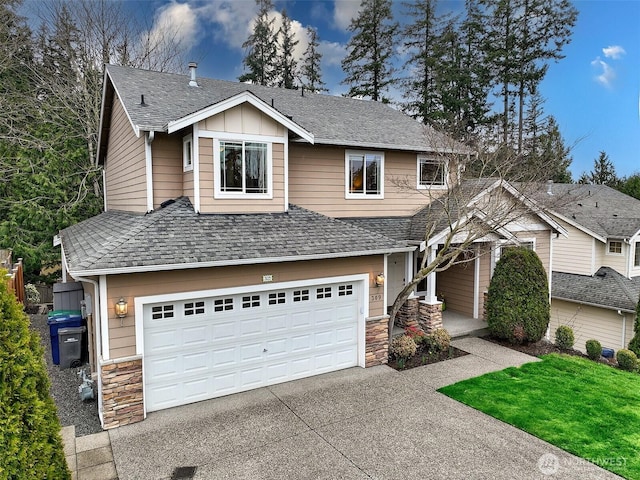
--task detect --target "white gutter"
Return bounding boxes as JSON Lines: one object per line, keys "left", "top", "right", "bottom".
{"left": 69, "top": 246, "right": 417, "bottom": 277}
{"left": 552, "top": 295, "right": 635, "bottom": 314}
{"left": 71, "top": 275, "right": 105, "bottom": 428}
{"left": 145, "top": 131, "right": 155, "bottom": 212}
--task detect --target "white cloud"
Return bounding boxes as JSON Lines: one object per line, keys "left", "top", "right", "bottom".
{"left": 333, "top": 0, "right": 361, "bottom": 30}
{"left": 602, "top": 45, "right": 626, "bottom": 60}
{"left": 146, "top": 2, "right": 199, "bottom": 51}
{"left": 198, "top": 1, "right": 256, "bottom": 50}
{"left": 591, "top": 57, "right": 615, "bottom": 88}
{"left": 319, "top": 40, "right": 347, "bottom": 67}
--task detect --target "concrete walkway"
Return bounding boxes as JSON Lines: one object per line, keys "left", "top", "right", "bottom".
{"left": 62, "top": 426, "right": 117, "bottom": 480}
{"left": 64, "top": 338, "right": 619, "bottom": 480}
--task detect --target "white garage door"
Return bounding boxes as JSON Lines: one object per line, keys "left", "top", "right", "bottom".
{"left": 143, "top": 280, "right": 362, "bottom": 412}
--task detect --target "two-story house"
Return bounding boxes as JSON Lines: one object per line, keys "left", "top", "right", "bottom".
{"left": 546, "top": 183, "right": 640, "bottom": 353}
{"left": 58, "top": 64, "right": 563, "bottom": 429}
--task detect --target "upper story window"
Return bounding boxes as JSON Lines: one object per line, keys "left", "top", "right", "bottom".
{"left": 607, "top": 240, "right": 623, "bottom": 255}
{"left": 634, "top": 242, "right": 640, "bottom": 267}
{"left": 418, "top": 156, "right": 447, "bottom": 189}
{"left": 215, "top": 140, "right": 272, "bottom": 198}
{"left": 345, "top": 151, "right": 383, "bottom": 199}
{"left": 183, "top": 135, "right": 193, "bottom": 172}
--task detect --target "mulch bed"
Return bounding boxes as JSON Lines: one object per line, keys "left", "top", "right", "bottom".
{"left": 388, "top": 346, "right": 468, "bottom": 371}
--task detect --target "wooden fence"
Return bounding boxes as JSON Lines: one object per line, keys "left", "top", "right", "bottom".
{"left": 1, "top": 249, "right": 25, "bottom": 304}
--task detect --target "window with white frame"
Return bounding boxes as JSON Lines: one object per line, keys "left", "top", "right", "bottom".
{"left": 496, "top": 239, "right": 535, "bottom": 263}
{"left": 183, "top": 135, "right": 193, "bottom": 172}
{"left": 634, "top": 242, "right": 640, "bottom": 267}
{"left": 418, "top": 156, "right": 447, "bottom": 188}
{"left": 346, "top": 151, "right": 383, "bottom": 198}
{"left": 217, "top": 140, "right": 269, "bottom": 195}
{"left": 607, "top": 240, "right": 623, "bottom": 255}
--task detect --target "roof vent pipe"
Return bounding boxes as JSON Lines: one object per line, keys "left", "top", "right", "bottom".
{"left": 140, "top": 94, "right": 147, "bottom": 106}
{"left": 546, "top": 179, "right": 553, "bottom": 195}
{"left": 188, "top": 62, "right": 198, "bottom": 87}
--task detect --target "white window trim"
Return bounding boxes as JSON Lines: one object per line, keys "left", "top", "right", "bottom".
{"left": 633, "top": 242, "right": 640, "bottom": 268}
{"left": 416, "top": 155, "right": 448, "bottom": 190}
{"left": 494, "top": 238, "right": 536, "bottom": 265}
{"left": 344, "top": 150, "right": 384, "bottom": 199}
{"left": 183, "top": 134, "right": 193, "bottom": 172}
{"left": 606, "top": 239, "right": 624, "bottom": 256}
{"left": 213, "top": 138, "right": 273, "bottom": 200}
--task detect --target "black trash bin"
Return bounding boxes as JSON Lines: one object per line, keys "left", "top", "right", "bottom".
{"left": 58, "top": 326, "right": 86, "bottom": 369}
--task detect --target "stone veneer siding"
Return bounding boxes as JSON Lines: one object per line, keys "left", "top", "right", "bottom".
{"left": 101, "top": 357, "right": 144, "bottom": 429}
{"left": 418, "top": 300, "right": 443, "bottom": 333}
{"left": 365, "top": 316, "right": 389, "bottom": 367}
{"left": 396, "top": 296, "right": 419, "bottom": 328}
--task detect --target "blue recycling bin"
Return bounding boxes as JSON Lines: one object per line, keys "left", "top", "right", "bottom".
{"left": 47, "top": 314, "right": 82, "bottom": 365}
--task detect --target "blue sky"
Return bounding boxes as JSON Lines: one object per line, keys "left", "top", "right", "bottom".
{"left": 42, "top": 0, "right": 640, "bottom": 180}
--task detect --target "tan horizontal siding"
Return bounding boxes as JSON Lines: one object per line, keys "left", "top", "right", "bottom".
{"left": 105, "top": 96, "right": 146, "bottom": 212}
{"left": 105, "top": 256, "right": 384, "bottom": 359}
{"left": 595, "top": 241, "right": 628, "bottom": 276}
{"left": 550, "top": 299, "right": 626, "bottom": 353}
{"left": 183, "top": 171, "right": 194, "bottom": 202}
{"left": 289, "top": 144, "right": 444, "bottom": 218}
{"left": 438, "top": 261, "right": 475, "bottom": 317}
{"left": 152, "top": 133, "right": 183, "bottom": 208}
{"left": 552, "top": 219, "right": 594, "bottom": 275}
{"left": 478, "top": 245, "right": 492, "bottom": 317}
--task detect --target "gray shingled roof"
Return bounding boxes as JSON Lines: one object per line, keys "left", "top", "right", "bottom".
{"left": 535, "top": 183, "right": 640, "bottom": 239}
{"left": 60, "top": 198, "right": 412, "bottom": 275}
{"left": 104, "top": 64, "right": 467, "bottom": 156}
{"left": 552, "top": 267, "right": 640, "bottom": 312}
{"left": 340, "top": 217, "right": 413, "bottom": 242}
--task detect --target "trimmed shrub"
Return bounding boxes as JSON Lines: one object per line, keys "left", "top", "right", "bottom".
{"left": 616, "top": 349, "right": 639, "bottom": 372}
{"left": 486, "top": 247, "right": 550, "bottom": 344}
{"left": 627, "top": 299, "right": 640, "bottom": 356}
{"left": 555, "top": 325, "right": 575, "bottom": 350}
{"left": 0, "top": 273, "right": 70, "bottom": 479}
{"left": 390, "top": 335, "right": 417, "bottom": 359}
{"left": 586, "top": 339, "right": 602, "bottom": 361}
{"left": 404, "top": 325, "right": 426, "bottom": 345}
{"left": 424, "top": 328, "right": 451, "bottom": 353}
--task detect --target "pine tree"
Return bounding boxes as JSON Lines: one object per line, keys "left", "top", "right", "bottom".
{"left": 299, "top": 26, "right": 326, "bottom": 93}
{"left": 276, "top": 9, "right": 298, "bottom": 89}
{"left": 400, "top": 0, "right": 450, "bottom": 123}
{"left": 583, "top": 151, "right": 619, "bottom": 187}
{"left": 341, "top": 0, "right": 398, "bottom": 102}
{"left": 239, "top": 0, "right": 278, "bottom": 86}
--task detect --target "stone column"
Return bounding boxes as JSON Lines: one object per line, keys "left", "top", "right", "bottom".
{"left": 101, "top": 356, "right": 144, "bottom": 429}
{"left": 365, "top": 316, "right": 389, "bottom": 367}
{"left": 396, "top": 295, "right": 419, "bottom": 328}
{"left": 418, "top": 300, "right": 443, "bottom": 334}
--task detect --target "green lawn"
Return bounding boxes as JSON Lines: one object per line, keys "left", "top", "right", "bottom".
{"left": 438, "top": 354, "right": 639, "bottom": 479}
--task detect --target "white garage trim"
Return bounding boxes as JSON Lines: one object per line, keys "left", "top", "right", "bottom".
{"left": 134, "top": 274, "right": 369, "bottom": 416}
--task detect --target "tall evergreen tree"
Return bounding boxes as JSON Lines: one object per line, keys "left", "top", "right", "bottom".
{"left": 239, "top": 0, "right": 278, "bottom": 86}
{"left": 276, "top": 9, "right": 298, "bottom": 89}
{"left": 341, "top": 0, "right": 398, "bottom": 102}
{"left": 299, "top": 26, "right": 326, "bottom": 92}
{"left": 581, "top": 151, "right": 619, "bottom": 187}
{"left": 400, "top": 0, "right": 451, "bottom": 124}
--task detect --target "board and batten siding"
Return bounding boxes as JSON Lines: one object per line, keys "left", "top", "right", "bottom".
{"left": 151, "top": 133, "right": 183, "bottom": 209}
{"left": 551, "top": 218, "right": 594, "bottom": 275}
{"left": 104, "top": 256, "right": 385, "bottom": 359}
{"left": 199, "top": 104, "right": 285, "bottom": 137}
{"left": 288, "top": 144, "right": 447, "bottom": 218}
{"left": 198, "top": 138, "right": 285, "bottom": 214}
{"left": 550, "top": 299, "right": 628, "bottom": 353}
{"left": 105, "top": 96, "right": 146, "bottom": 212}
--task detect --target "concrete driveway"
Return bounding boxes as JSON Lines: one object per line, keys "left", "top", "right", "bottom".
{"left": 108, "top": 338, "right": 619, "bottom": 480}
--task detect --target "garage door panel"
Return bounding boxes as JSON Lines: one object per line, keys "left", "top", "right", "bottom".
{"left": 144, "top": 280, "right": 362, "bottom": 412}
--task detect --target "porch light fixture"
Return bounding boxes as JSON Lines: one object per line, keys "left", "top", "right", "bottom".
{"left": 375, "top": 273, "right": 385, "bottom": 287}
{"left": 115, "top": 298, "right": 128, "bottom": 319}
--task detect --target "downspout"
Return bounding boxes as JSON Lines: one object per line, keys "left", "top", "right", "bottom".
{"left": 145, "top": 131, "right": 155, "bottom": 212}
{"left": 193, "top": 123, "right": 201, "bottom": 213}
{"left": 72, "top": 275, "right": 105, "bottom": 428}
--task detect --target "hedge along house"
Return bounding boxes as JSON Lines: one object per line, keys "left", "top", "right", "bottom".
{"left": 57, "top": 64, "right": 562, "bottom": 429}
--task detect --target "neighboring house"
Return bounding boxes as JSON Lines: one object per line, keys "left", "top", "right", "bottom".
{"left": 544, "top": 184, "right": 640, "bottom": 352}
{"left": 57, "top": 64, "right": 563, "bottom": 429}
